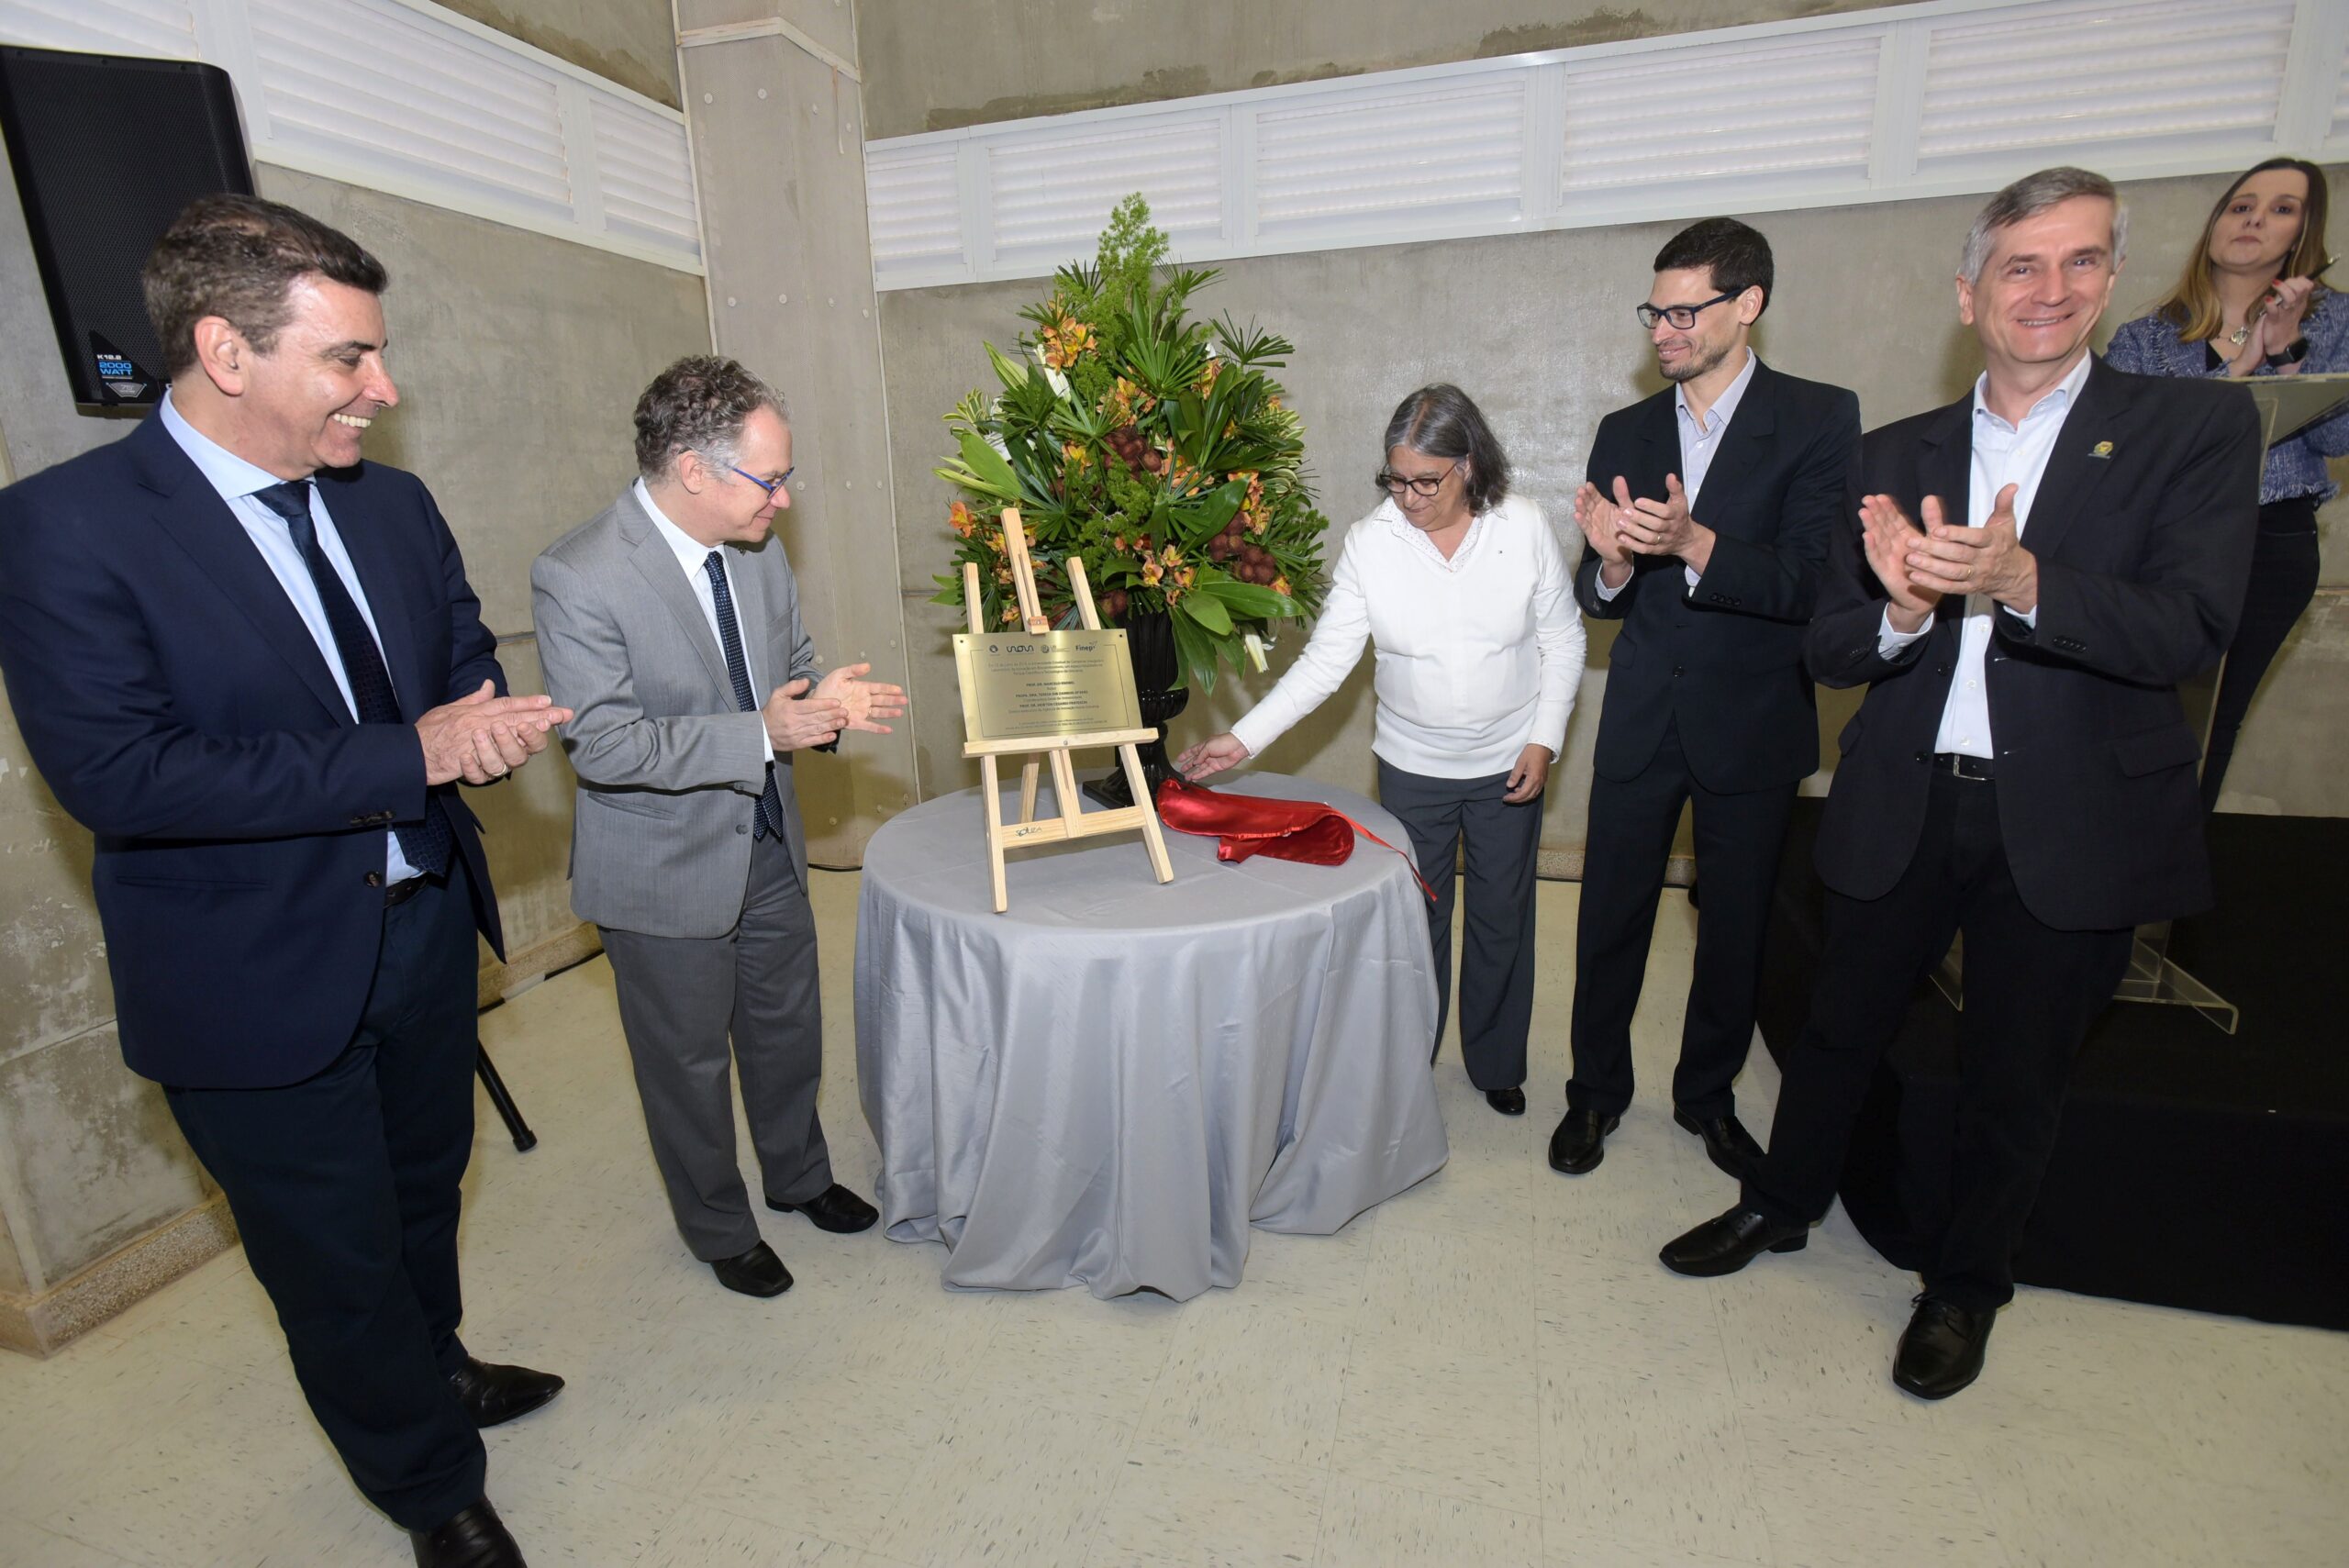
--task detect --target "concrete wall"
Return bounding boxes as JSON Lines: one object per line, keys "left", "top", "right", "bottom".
{"left": 676, "top": 0, "right": 919, "bottom": 865}
{"left": 438, "top": 0, "right": 682, "bottom": 106}
{"left": 860, "top": 0, "right": 1904, "bottom": 138}
{"left": 0, "top": 6, "right": 707, "bottom": 1346}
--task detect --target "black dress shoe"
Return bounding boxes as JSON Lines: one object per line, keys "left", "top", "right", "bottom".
{"left": 1673, "top": 1107, "right": 1764, "bottom": 1179}
{"left": 710, "top": 1240, "right": 794, "bottom": 1297}
{"left": 1894, "top": 1294, "right": 1995, "bottom": 1399}
{"left": 1658, "top": 1205, "right": 1808, "bottom": 1276}
{"left": 767, "top": 1182, "right": 879, "bottom": 1234}
{"left": 448, "top": 1357, "right": 564, "bottom": 1429}
{"left": 1486, "top": 1086, "right": 1526, "bottom": 1117}
{"left": 1546, "top": 1108, "right": 1620, "bottom": 1174}
{"left": 411, "top": 1499, "right": 525, "bottom": 1567}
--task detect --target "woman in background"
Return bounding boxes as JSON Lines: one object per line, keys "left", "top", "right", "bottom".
{"left": 2107, "top": 157, "right": 2347, "bottom": 809}
{"left": 1176, "top": 384, "right": 1585, "bottom": 1118}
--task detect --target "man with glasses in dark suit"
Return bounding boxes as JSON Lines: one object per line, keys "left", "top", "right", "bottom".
{"left": 1551, "top": 217, "right": 1861, "bottom": 1182}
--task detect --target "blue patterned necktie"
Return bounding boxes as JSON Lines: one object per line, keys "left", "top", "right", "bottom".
{"left": 252, "top": 479, "right": 453, "bottom": 876}
{"left": 703, "top": 550, "right": 785, "bottom": 841}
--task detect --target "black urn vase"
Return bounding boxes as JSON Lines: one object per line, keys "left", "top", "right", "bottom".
{"left": 1084, "top": 610, "right": 1188, "bottom": 808}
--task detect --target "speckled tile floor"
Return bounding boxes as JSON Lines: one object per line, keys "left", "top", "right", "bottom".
{"left": 3, "top": 873, "right": 2343, "bottom": 1567}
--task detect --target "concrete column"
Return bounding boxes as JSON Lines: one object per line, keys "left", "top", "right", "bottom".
{"left": 677, "top": 0, "right": 919, "bottom": 862}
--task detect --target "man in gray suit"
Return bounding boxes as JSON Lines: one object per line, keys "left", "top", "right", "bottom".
{"left": 532, "top": 356, "right": 903, "bottom": 1297}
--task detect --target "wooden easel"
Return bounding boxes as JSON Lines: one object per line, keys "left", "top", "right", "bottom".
{"left": 961, "top": 509, "right": 1174, "bottom": 913}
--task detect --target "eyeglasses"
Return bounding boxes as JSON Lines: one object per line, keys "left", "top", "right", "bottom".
{"left": 1635, "top": 290, "right": 1738, "bottom": 330}
{"left": 729, "top": 463, "right": 795, "bottom": 499}
{"left": 1375, "top": 460, "right": 1459, "bottom": 498}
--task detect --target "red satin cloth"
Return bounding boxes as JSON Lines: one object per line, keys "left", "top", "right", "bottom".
{"left": 1154, "top": 777, "right": 1435, "bottom": 901}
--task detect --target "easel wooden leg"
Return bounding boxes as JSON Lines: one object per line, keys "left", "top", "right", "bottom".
{"left": 1119, "top": 741, "right": 1174, "bottom": 884}
{"left": 1019, "top": 758, "right": 1041, "bottom": 824}
{"left": 980, "top": 752, "right": 1009, "bottom": 913}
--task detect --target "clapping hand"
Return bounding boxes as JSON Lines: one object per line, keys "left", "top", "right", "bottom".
{"left": 1616, "top": 473, "right": 1707, "bottom": 562}
{"left": 1574, "top": 479, "right": 1634, "bottom": 567}
{"left": 417, "top": 682, "right": 574, "bottom": 785}
{"left": 1857, "top": 495, "right": 1943, "bottom": 634}
{"left": 812, "top": 662, "right": 907, "bottom": 735}
{"left": 763, "top": 678, "right": 847, "bottom": 751}
{"left": 1902, "top": 483, "right": 2036, "bottom": 613}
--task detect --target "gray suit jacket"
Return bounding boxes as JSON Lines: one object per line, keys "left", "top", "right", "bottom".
{"left": 531, "top": 486, "right": 821, "bottom": 939}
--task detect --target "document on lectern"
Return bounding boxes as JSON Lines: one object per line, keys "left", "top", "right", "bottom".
{"left": 2244, "top": 372, "right": 2349, "bottom": 450}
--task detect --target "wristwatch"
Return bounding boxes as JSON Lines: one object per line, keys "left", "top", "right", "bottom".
{"left": 2265, "top": 336, "right": 2310, "bottom": 369}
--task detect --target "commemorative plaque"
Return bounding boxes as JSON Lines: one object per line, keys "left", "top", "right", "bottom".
{"left": 952, "top": 628, "right": 1142, "bottom": 744}
{"left": 952, "top": 508, "right": 1173, "bottom": 913}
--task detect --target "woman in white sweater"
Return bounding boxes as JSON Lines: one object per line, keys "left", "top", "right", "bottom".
{"left": 1176, "top": 385, "right": 1586, "bottom": 1116}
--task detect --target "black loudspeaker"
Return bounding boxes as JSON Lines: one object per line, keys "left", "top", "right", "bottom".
{"left": 0, "top": 46, "right": 253, "bottom": 412}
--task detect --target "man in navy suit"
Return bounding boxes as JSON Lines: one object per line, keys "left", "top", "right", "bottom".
{"left": 1550, "top": 218, "right": 1860, "bottom": 1181}
{"left": 1659, "top": 169, "right": 2260, "bottom": 1400}
{"left": 0, "top": 195, "right": 573, "bottom": 1567}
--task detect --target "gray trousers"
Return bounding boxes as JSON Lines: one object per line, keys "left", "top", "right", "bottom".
{"left": 1375, "top": 758, "right": 1543, "bottom": 1092}
{"left": 599, "top": 832, "right": 833, "bottom": 1260}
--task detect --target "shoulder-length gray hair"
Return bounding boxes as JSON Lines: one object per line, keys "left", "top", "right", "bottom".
{"left": 1381, "top": 384, "right": 1511, "bottom": 515}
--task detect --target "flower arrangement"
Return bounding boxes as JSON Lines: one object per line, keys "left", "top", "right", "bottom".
{"left": 931, "top": 195, "right": 1330, "bottom": 691}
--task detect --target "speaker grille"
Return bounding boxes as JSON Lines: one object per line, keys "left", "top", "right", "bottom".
{"left": 0, "top": 46, "right": 253, "bottom": 408}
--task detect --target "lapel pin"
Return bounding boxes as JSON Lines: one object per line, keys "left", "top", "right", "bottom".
{"left": 2088, "top": 440, "right": 2114, "bottom": 460}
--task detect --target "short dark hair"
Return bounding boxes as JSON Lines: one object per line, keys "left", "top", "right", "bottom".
{"left": 632, "top": 355, "right": 788, "bottom": 477}
{"left": 1653, "top": 217, "right": 1774, "bottom": 318}
{"left": 1381, "top": 384, "right": 1511, "bottom": 515}
{"left": 141, "top": 195, "right": 387, "bottom": 380}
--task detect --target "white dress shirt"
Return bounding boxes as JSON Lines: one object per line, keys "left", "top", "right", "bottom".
{"left": 634, "top": 479, "right": 774, "bottom": 761}
{"left": 1879, "top": 352, "right": 2087, "bottom": 759}
{"left": 158, "top": 391, "right": 419, "bottom": 882}
{"left": 1229, "top": 492, "right": 1586, "bottom": 778}
{"left": 1595, "top": 348, "right": 1759, "bottom": 600}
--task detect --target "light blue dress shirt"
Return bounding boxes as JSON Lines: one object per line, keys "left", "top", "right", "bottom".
{"left": 157, "top": 393, "right": 419, "bottom": 883}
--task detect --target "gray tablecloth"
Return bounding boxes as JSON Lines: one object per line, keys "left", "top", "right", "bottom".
{"left": 853, "top": 771, "right": 1448, "bottom": 1299}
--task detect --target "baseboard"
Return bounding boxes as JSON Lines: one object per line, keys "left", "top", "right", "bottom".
{"left": 477, "top": 922, "right": 603, "bottom": 1008}
{"left": 0, "top": 1195, "right": 238, "bottom": 1359}
{"left": 1536, "top": 849, "right": 1695, "bottom": 885}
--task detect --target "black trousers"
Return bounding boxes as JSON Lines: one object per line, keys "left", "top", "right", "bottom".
{"left": 1742, "top": 769, "right": 2133, "bottom": 1309}
{"left": 1375, "top": 758, "right": 1542, "bottom": 1092}
{"left": 166, "top": 865, "right": 486, "bottom": 1532}
{"left": 2199, "top": 496, "right": 2321, "bottom": 812}
{"left": 1568, "top": 719, "right": 1797, "bottom": 1119}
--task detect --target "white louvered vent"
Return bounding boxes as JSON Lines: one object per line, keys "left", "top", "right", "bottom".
{"left": 1560, "top": 34, "right": 1879, "bottom": 199}
{"left": 0, "top": 0, "right": 197, "bottom": 58}
{"left": 1916, "top": 0, "right": 2294, "bottom": 163}
{"left": 248, "top": 0, "right": 573, "bottom": 218}
{"left": 867, "top": 143, "right": 963, "bottom": 275}
{"left": 1255, "top": 74, "right": 1524, "bottom": 234}
{"left": 987, "top": 114, "right": 1221, "bottom": 259}
{"left": 588, "top": 95, "right": 696, "bottom": 256}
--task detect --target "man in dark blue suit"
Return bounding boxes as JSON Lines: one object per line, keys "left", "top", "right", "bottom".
{"left": 1549, "top": 218, "right": 1861, "bottom": 1181}
{"left": 0, "top": 195, "right": 573, "bottom": 1568}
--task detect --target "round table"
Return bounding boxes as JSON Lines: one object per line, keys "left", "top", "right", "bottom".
{"left": 853, "top": 771, "right": 1448, "bottom": 1299}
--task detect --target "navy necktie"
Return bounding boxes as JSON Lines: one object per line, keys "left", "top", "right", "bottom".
{"left": 253, "top": 479, "right": 452, "bottom": 877}
{"left": 703, "top": 550, "right": 785, "bottom": 841}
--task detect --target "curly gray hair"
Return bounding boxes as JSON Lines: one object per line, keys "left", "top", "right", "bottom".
{"left": 632, "top": 355, "right": 788, "bottom": 478}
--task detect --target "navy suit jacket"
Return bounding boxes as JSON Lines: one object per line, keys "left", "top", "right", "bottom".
{"left": 1807, "top": 357, "right": 2261, "bottom": 931}
{"left": 0, "top": 414, "right": 507, "bottom": 1088}
{"left": 1575, "top": 361, "right": 1861, "bottom": 792}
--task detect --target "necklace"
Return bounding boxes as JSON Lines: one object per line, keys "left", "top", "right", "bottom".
{"left": 2229, "top": 324, "right": 2252, "bottom": 346}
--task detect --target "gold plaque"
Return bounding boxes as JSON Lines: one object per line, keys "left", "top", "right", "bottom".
{"left": 953, "top": 628, "right": 1142, "bottom": 743}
